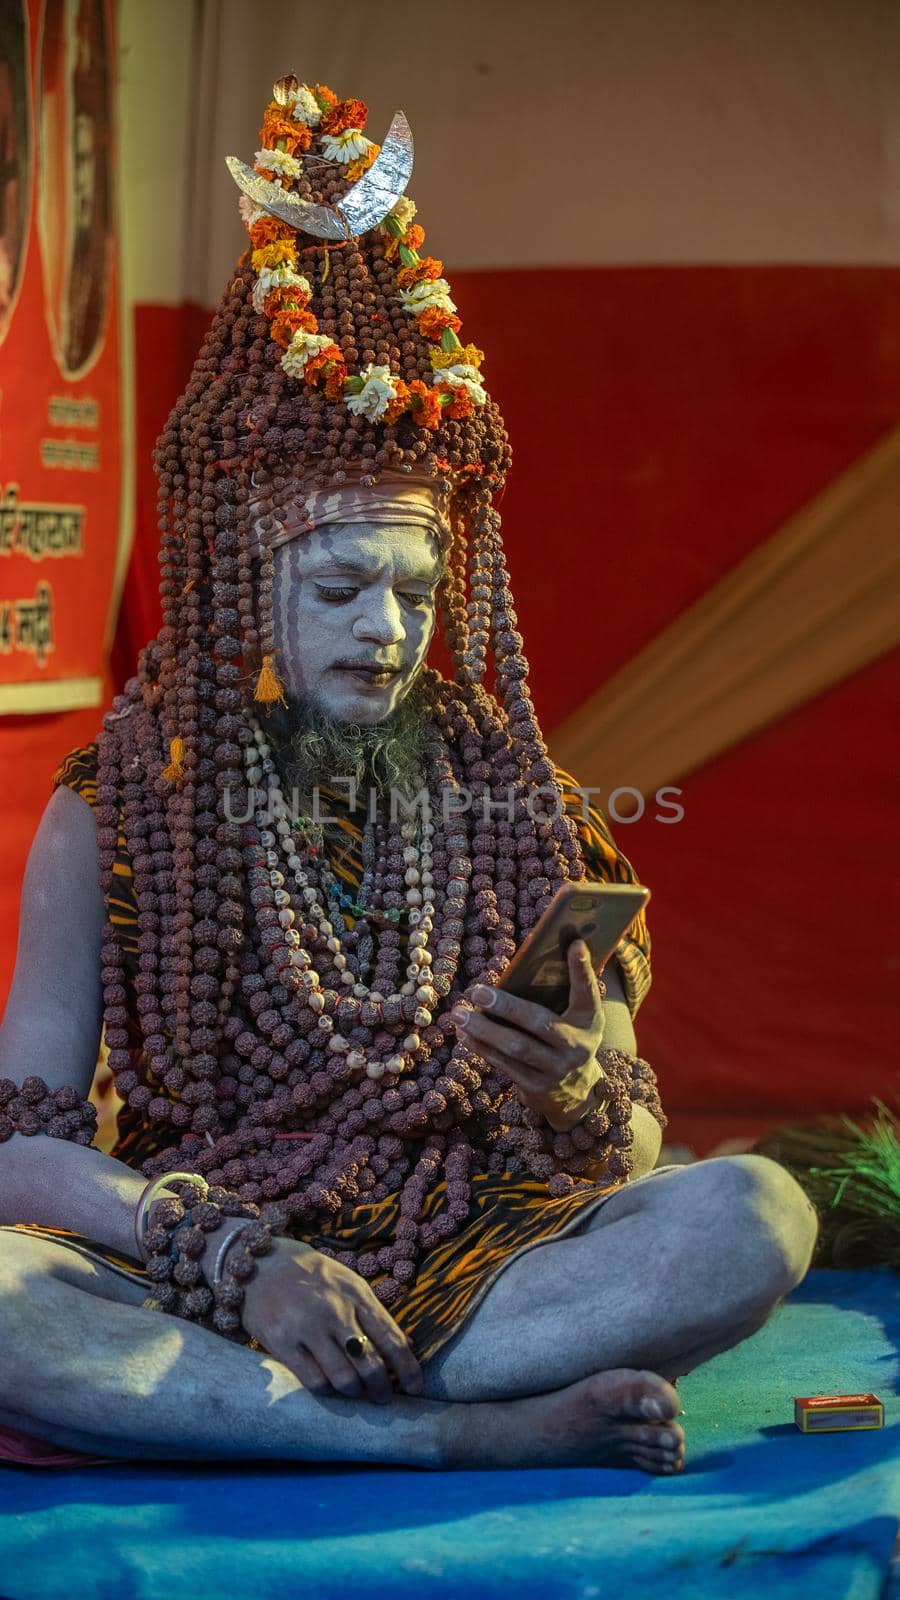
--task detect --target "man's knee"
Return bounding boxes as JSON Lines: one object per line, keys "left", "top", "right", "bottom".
{"left": 0, "top": 1227, "right": 48, "bottom": 1284}
{"left": 0, "top": 1226, "right": 104, "bottom": 1311}
{"left": 0, "top": 1230, "right": 55, "bottom": 1360}
{"left": 696, "top": 1154, "right": 819, "bottom": 1300}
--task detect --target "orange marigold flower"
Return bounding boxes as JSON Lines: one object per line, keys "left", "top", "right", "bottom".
{"left": 382, "top": 379, "right": 412, "bottom": 424}
{"left": 417, "top": 307, "right": 463, "bottom": 342}
{"left": 249, "top": 216, "right": 295, "bottom": 249}
{"left": 323, "top": 361, "right": 349, "bottom": 402}
{"left": 251, "top": 240, "right": 298, "bottom": 273}
{"left": 396, "top": 256, "right": 444, "bottom": 290}
{"left": 321, "top": 97, "right": 368, "bottom": 137}
{"left": 315, "top": 84, "right": 339, "bottom": 109}
{"left": 270, "top": 307, "right": 318, "bottom": 348}
{"left": 436, "top": 384, "right": 475, "bottom": 420}
{"left": 304, "top": 342, "right": 344, "bottom": 385}
{"left": 263, "top": 284, "right": 312, "bottom": 318}
{"left": 386, "top": 225, "right": 421, "bottom": 263}
{"left": 383, "top": 222, "right": 425, "bottom": 262}
{"left": 408, "top": 380, "right": 443, "bottom": 431}
{"left": 344, "top": 143, "right": 380, "bottom": 183}
{"left": 260, "top": 108, "right": 314, "bottom": 155}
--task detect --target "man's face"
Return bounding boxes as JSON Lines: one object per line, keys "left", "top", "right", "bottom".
{"left": 270, "top": 520, "right": 443, "bottom": 725}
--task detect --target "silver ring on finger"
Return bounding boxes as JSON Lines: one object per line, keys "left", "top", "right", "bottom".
{"left": 344, "top": 1333, "right": 370, "bottom": 1359}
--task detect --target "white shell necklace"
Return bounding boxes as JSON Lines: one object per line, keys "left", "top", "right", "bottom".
{"left": 244, "top": 713, "right": 442, "bottom": 1080}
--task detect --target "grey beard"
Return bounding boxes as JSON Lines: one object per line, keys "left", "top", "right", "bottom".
{"left": 260, "top": 677, "right": 431, "bottom": 820}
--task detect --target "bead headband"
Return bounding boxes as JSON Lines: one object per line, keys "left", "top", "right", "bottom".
{"left": 248, "top": 467, "right": 453, "bottom": 561}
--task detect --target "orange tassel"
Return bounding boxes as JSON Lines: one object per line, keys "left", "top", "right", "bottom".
{"left": 254, "top": 653, "right": 288, "bottom": 707}
{"left": 161, "top": 736, "right": 185, "bottom": 783}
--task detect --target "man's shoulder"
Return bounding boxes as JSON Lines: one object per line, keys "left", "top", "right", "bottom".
{"left": 51, "top": 740, "right": 100, "bottom": 810}
{"left": 552, "top": 766, "right": 586, "bottom": 810}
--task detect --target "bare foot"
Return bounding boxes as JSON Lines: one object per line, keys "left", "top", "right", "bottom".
{"left": 443, "top": 1368, "right": 685, "bottom": 1475}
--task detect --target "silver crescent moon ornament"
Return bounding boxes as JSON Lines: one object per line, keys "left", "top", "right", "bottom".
{"left": 226, "top": 110, "right": 415, "bottom": 241}
{"left": 225, "top": 158, "right": 350, "bottom": 241}
{"left": 337, "top": 111, "right": 414, "bottom": 236}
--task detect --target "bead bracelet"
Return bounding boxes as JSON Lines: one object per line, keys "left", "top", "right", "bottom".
{"left": 137, "top": 1172, "right": 285, "bottom": 1337}
{"left": 540, "top": 1047, "right": 666, "bottom": 1192}
{"left": 0, "top": 1075, "right": 97, "bottom": 1146}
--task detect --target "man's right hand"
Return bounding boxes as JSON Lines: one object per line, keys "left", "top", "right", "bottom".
{"left": 237, "top": 1236, "right": 425, "bottom": 1405}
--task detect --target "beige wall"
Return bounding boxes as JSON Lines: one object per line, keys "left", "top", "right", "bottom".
{"left": 119, "top": 0, "right": 900, "bottom": 306}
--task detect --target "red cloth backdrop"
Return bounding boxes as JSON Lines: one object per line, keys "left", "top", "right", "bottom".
{"left": 3, "top": 267, "right": 898, "bottom": 1148}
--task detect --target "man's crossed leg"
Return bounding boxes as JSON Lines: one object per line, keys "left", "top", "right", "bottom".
{"left": 0, "top": 1154, "right": 817, "bottom": 1474}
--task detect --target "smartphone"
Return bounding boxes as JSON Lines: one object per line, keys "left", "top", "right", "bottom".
{"left": 493, "top": 881, "right": 650, "bottom": 1018}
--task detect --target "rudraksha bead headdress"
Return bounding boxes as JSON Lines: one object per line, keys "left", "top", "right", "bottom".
{"left": 196, "top": 72, "right": 513, "bottom": 726}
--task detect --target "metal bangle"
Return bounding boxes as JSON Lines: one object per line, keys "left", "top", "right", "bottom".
{"left": 208, "top": 1219, "right": 257, "bottom": 1289}
{"left": 133, "top": 1171, "right": 209, "bottom": 1263}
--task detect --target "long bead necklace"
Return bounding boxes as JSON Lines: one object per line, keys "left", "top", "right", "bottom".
{"left": 350, "top": 817, "right": 378, "bottom": 984}
{"left": 244, "top": 714, "right": 445, "bottom": 1080}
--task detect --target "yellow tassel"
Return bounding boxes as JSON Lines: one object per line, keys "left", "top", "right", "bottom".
{"left": 321, "top": 246, "right": 331, "bottom": 285}
{"left": 161, "top": 736, "right": 185, "bottom": 783}
{"left": 254, "top": 653, "right": 288, "bottom": 707}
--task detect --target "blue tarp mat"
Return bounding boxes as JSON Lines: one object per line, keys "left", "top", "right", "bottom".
{"left": 1, "top": 1268, "right": 897, "bottom": 1599}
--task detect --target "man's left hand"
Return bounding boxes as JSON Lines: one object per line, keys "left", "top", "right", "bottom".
{"left": 449, "top": 940, "right": 607, "bottom": 1133}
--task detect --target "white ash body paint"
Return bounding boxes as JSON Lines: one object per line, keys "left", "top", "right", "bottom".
{"left": 269, "top": 521, "right": 444, "bottom": 725}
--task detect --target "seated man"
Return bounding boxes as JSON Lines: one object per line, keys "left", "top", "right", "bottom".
{"left": 0, "top": 75, "right": 817, "bottom": 1474}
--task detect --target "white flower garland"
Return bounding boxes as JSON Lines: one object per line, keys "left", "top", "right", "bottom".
{"left": 320, "top": 129, "right": 374, "bottom": 165}
{"left": 282, "top": 329, "right": 335, "bottom": 377}
{"left": 252, "top": 266, "right": 312, "bottom": 316}
{"left": 254, "top": 147, "right": 304, "bottom": 181}
{"left": 239, "top": 194, "right": 267, "bottom": 230}
{"left": 430, "top": 363, "right": 488, "bottom": 406}
{"left": 398, "top": 278, "right": 458, "bottom": 316}
{"left": 345, "top": 364, "right": 399, "bottom": 422}
{"left": 289, "top": 83, "right": 322, "bottom": 127}
{"left": 378, "top": 196, "right": 417, "bottom": 235}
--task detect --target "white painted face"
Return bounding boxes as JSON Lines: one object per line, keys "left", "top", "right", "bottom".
{"left": 269, "top": 520, "right": 444, "bottom": 725}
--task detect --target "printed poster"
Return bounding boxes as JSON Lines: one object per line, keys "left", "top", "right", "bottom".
{"left": 0, "top": 0, "right": 131, "bottom": 712}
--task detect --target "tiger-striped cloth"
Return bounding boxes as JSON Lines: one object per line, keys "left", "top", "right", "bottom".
{"left": 0, "top": 743, "right": 653, "bottom": 1467}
